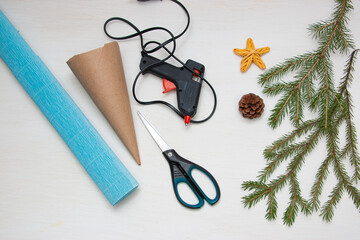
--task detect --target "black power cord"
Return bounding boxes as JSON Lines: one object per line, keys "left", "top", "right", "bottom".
{"left": 104, "top": 0, "right": 217, "bottom": 124}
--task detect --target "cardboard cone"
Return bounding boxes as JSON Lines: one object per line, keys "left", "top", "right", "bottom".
{"left": 67, "top": 42, "right": 141, "bottom": 165}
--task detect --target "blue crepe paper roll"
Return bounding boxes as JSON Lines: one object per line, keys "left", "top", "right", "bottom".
{"left": 0, "top": 10, "right": 138, "bottom": 205}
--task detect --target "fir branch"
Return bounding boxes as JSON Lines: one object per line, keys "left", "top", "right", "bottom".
{"left": 339, "top": 49, "right": 359, "bottom": 94}
{"left": 309, "top": 156, "right": 332, "bottom": 211}
{"left": 322, "top": 57, "right": 330, "bottom": 128}
{"left": 283, "top": 173, "right": 299, "bottom": 226}
{"left": 329, "top": 126, "right": 360, "bottom": 210}
{"left": 265, "top": 190, "right": 278, "bottom": 221}
{"left": 242, "top": 181, "right": 271, "bottom": 208}
{"left": 320, "top": 181, "right": 344, "bottom": 222}
{"left": 258, "top": 53, "right": 320, "bottom": 86}
{"left": 344, "top": 183, "right": 360, "bottom": 209}
{"left": 309, "top": 20, "right": 336, "bottom": 39}
{"left": 259, "top": 144, "right": 303, "bottom": 182}
{"left": 265, "top": 119, "right": 319, "bottom": 154}
{"left": 298, "top": 195, "right": 312, "bottom": 216}
{"left": 242, "top": 0, "right": 360, "bottom": 226}
{"left": 263, "top": 82, "right": 296, "bottom": 96}
{"left": 262, "top": 0, "right": 352, "bottom": 128}
{"left": 268, "top": 57, "right": 321, "bottom": 128}
{"left": 268, "top": 174, "right": 289, "bottom": 193}
{"left": 339, "top": 49, "right": 360, "bottom": 182}
{"left": 285, "top": 129, "right": 321, "bottom": 175}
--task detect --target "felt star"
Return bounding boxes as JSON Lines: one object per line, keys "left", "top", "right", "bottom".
{"left": 234, "top": 38, "right": 270, "bottom": 72}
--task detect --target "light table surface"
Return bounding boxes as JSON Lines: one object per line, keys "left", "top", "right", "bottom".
{"left": 1, "top": 0, "right": 360, "bottom": 239}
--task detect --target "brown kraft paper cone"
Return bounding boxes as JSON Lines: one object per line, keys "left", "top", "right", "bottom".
{"left": 67, "top": 42, "right": 141, "bottom": 165}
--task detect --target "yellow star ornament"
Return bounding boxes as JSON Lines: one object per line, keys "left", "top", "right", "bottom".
{"left": 234, "top": 38, "right": 270, "bottom": 72}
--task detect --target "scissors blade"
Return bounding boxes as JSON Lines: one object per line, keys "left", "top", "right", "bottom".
{"left": 137, "top": 111, "right": 171, "bottom": 152}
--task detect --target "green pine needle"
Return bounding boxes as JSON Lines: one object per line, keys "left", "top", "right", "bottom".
{"left": 242, "top": 0, "right": 360, "bottom": 226}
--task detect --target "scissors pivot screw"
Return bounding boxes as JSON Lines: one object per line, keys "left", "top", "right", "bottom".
{"left": 168, "top": 152, "right": 173, "bottom": 157}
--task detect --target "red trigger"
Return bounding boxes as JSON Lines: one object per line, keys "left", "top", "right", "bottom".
{"left": 162, "top": 79, "right": 176, "bottom": 93}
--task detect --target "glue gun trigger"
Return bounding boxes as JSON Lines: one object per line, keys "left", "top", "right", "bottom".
{"left": 162, "top": 68, "right": 200, "bottom": 93}
{"left": 162, "top": 78, "right": 177, "bottom": 93}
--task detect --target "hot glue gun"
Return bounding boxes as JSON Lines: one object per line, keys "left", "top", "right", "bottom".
{"left": 139, "top": 52, "right": 205, "bottom": 125}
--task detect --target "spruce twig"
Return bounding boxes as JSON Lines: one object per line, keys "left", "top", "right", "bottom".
{"left": 339, "top": 49, "right": 360, "bottom": 182}
{"left": 242, "top": 0, "right": 360, "bottom": 226}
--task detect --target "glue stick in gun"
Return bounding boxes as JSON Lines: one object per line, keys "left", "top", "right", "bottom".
{"left": 139, "top": 52, "right": 205, "bottom": 126}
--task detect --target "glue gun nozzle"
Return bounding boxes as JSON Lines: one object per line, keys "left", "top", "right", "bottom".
{"left": 184, "top": 115, "right": 191, "bottom": 126}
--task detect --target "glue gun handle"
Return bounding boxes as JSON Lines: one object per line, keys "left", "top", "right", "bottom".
{"left": 140, "top": 53, "right": 182, "bottom": 83}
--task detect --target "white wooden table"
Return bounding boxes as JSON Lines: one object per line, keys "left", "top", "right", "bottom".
{"left": 1, "top": 0, "right": 360, "bottom": 239}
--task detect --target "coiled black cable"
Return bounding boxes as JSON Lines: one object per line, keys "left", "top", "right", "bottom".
{"left": 104, "top": 0, "right": 217, "bottom": 123}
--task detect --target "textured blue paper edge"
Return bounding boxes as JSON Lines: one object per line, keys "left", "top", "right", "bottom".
{"left": 0, "top": 10, "right": 138, "bottom": 205}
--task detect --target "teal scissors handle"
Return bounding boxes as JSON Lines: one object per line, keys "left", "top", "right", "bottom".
{"left": 163, "top": 149, "right": 221, "bottom": 209}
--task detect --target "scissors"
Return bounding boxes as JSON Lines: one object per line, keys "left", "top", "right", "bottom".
{"left": 137, "top": 111, "right": 221, "bottom": 209}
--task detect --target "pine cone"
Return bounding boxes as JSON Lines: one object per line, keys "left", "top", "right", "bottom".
{"left": 239, "top": 93, "right": 265, "bottom": 119}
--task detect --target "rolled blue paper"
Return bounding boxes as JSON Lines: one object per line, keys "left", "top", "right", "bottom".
{"left": 0, "top": 10, "right": 138, "bottom": 205}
